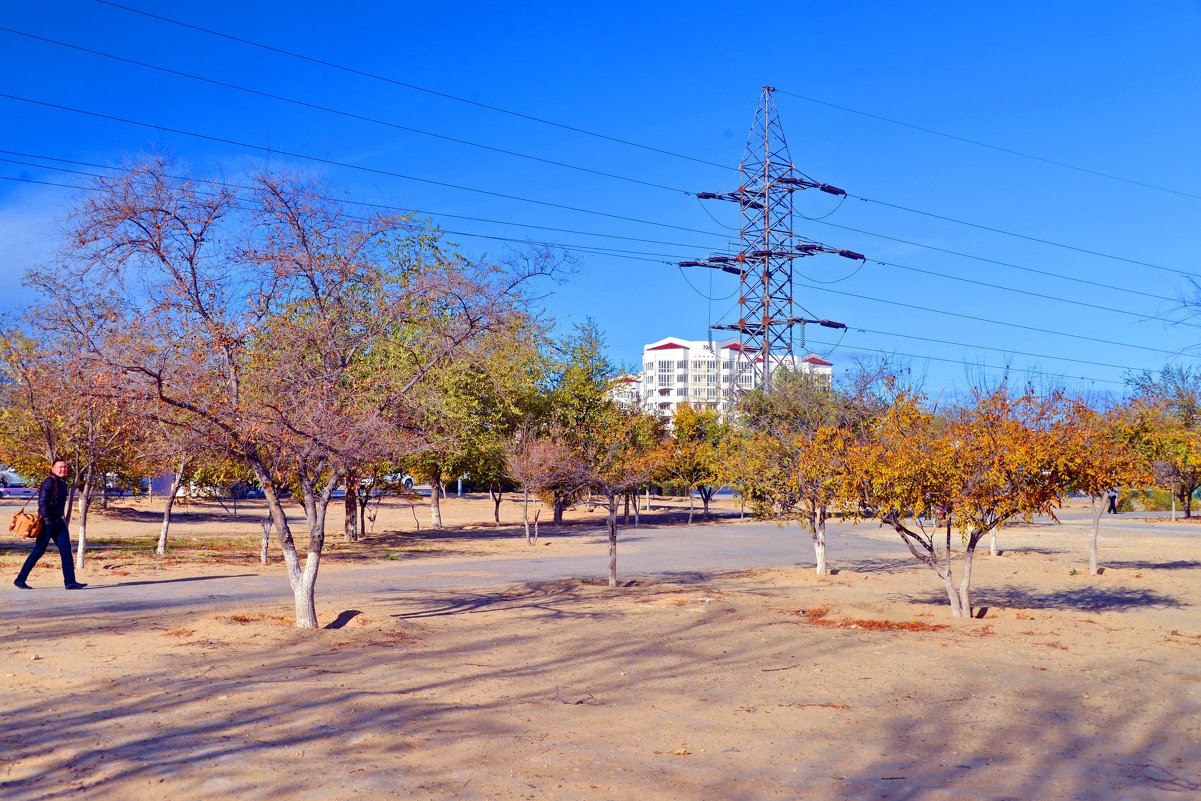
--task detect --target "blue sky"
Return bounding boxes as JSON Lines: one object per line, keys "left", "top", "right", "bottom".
{"left": 2, "top": 1, "right": 1200, "bottom": 394}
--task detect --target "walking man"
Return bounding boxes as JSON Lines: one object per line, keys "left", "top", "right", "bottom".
{"left": 13, "top": 459, "right": 87, "bottom": 590}
{"left": 1106, "top": 488, "right": 1119, "bottom": 515}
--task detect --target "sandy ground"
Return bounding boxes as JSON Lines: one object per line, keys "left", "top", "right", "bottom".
{"left": 1, "top": 495, "right": 1199, "bottom": 800}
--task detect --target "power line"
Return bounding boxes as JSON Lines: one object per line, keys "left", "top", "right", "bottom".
{"left": 0, "top": 93, "right": 724, "bottom": 238}
{"left": 7, "top": 151, "right": 1185, "bottom": 338}
{"left": 6, "top": 169, "right": 1188, "bottom": 372}
{"left": 0, "top": 172, "right": 676, "bottom": 266}
{"left": 805, "top": 217, "right": 1181, "bottom": 303}
{"left": 808, "top": 335, "right": 1126, "bottom": 387}
{"left": 778, "top": 89, "right": 1201, "bottom": 203}
{"left": 0, "top": 25, "right": 690, "bottom": 196}
{"left": 798, "top": 283, "right": 1188, "bottom": 358}
{"left": 854, "top": 326, "right": 1144, "bottom": 373}
{"left": 20, "top": 23, "right": 1184, "bottom": 288}
{"left": 848, "top": 193, "right": 1200, "bottom": 278}
{"left": 870, "top": 259, "right": 1183, "bottom": 326}
{"left": 95, "top": 0, "right": 729, "bottom": 171}
{"left": 14, "top": 18, "right": 1189, "bottom": 293}
{"left": 0, "top": 150, "right": 716, "bottom": 251}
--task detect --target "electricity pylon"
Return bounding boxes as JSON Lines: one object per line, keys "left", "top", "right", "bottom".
{"left": 680, "top": 86, "right": 863, "bottom": 392}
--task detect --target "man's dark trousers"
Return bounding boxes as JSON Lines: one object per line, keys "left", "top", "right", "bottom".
{"left": 16, "top": 519, "right": 77, "bottom": 586}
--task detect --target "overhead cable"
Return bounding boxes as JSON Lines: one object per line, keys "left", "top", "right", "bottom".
{"left": 95, "top": 0, "right": 729, "bottom": 170}
{"left": 778, "top": 88, "right": 1201, "bottom": 202}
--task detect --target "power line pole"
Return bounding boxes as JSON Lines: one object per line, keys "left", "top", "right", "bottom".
{"left": 680, "top": 86, "right": 863, "bottom": 392}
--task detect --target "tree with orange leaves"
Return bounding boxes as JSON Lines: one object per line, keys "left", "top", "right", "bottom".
{"left": 851, "top": 386, "right": 1074, "bottom": 618}
{"left": 1060, "top": 401, "right": 1151, "bottom": 575}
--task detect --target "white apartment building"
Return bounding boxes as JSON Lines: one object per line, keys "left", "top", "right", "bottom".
{"left": 639, "top": 336, "right": 833, "bottom": 422}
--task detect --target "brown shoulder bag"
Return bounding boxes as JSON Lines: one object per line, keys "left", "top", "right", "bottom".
{"left": 8, "top": 495, "right": 43, "bottom": 539}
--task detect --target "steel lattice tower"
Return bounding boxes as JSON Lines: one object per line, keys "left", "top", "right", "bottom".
{"left": 681, "top": 87, "right": 863, "bottom": 392}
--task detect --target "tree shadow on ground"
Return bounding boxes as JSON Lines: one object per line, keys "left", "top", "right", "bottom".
{"left": 103, "top": 574, "right": 259, "bottom": 589}
{"left": 1104, "top": 560, "right": 1201, "bottom": 571}
{"left": 907, "top": 585, "right": 1187, "bottom": 612}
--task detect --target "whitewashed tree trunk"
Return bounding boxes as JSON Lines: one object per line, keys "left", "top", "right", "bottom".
{"left": 607, "top": 492, "right": 619, "bottom": 587}
{"left": 687, "top": 490, "right": 694, "bottom": 524}
{"left": 1088, "top": 496, "right": 1104, "bottom": 576}
{"left": 260, "top": 518, "right": 271, "bottom": 564}
{"left": 532, "top": 509, "right": 541, "bottom": 545}
{"left": 522, "top": 489, "right": 532, "bottom": 545}
{"left": 812, "top": 515, "right": 827, "bottom": 576}
{"left": 989, "top": 527, "right": 997, "bottom": 557}
{"left": 156, "top": 460, "right": 189, "bottom": 556}
{"left": 74, "top": 468, "right": 95, "bottom": 570}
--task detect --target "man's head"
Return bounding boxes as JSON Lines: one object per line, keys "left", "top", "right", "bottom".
{"left": 50, "top": 459, "right": 68, "bottom": 478}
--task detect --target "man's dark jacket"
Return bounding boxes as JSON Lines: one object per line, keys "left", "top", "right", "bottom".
{"left": 38, "top": 474, "right": 68, "bottom": 523}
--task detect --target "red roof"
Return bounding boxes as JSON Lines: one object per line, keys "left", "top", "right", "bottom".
{"left": 647, "top": 342, "right": 686, "bottom": 351}
{"left": 803, "top": 356, "right": 833, "bottom": 366}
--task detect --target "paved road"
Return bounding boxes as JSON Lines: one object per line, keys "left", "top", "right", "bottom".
{"left": 0, "top": 518, "right": 911, "bottom": 621}
{"left": 2, "top": 508, "right": 1192, "bottom": 622}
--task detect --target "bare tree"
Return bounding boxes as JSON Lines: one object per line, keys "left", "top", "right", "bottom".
{"left": 37, "top": 156, "right": 558, "bottom": 627}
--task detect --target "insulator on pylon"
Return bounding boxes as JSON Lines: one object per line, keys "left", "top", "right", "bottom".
{"left": 838, "top": 250, "right": 866, "bottom": 261}
{"left": 819, "top": 184, "right": 847, "bottom": 196}
{"left": 696, "top": 192, "right": 719, "bottom": 199}
{"left": 678, "top": 261, "right": 705, "bottom": 267}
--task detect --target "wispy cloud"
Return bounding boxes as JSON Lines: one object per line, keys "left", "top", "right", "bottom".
{"left": 0, "top": 182, "right": 73, "bottom": 309}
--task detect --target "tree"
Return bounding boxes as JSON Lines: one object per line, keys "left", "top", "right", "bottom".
{"left": 1127, "top": 367, "right": 1201, "bottom": 517}
{"left": 543, "top": 320, "right": 617, "bottom": 524}
{"left": 505, "top": 428, "right": 588, "bottom": 545}
{"left": 850, "top": 387, "right": 1073, "bottom": 618}
{"left": 0, "top": 329, "right": 138, "bottom": 569}
{"left": 582, "top": 408, "right": 663, "bottom": 587}
{"left": 1060, "top": 401, "right": 1150, "bottom": 575}
{"left": 37, "top": 156, "right": 555, "bottom": 627}
{"left": 662, "top": 404, "right": 727, "bottom": 523}
{"left": 731, "top": 370, "right": 876, "bottom": 575}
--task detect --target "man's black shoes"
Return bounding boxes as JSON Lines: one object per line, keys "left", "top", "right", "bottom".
{"left": 13, "top": 579, "right": 31, "bottom": 589}
{"left": 65, "top": 582, "right": 87, "bottom": 590}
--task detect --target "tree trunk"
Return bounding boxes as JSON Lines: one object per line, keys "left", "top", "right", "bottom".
{"left": 607, "top": 492, "right": 618, "bottom": 587}
{"left": 490, "top": 483, "right": 502, "bottom": 526}
{"left": 553, "top": 493, "right": 567, "bottom": 524}
{"left": 1088, "top": 495, "right": 1104, "bottom": 576}
{"left": 701, "top": 487, "right": 712, "bottom": 518}
{"left": 156, "top": 460, "right": 189, "bottom": 556}
{"left": 687, "top": 489, "right": 694, "bottom": 524}
{"left": 1185, "top": 488, "right": 1193, "bottom": 519}
{"left": 522, "top": 488, "right": 532, "bottom": 544}
{"left": 633, "top": 492, "right": 640, "bottom": 527}
{"left": 429, "top": 469, "right": 444, "bottom": 529}
{"left": 74, "top": 468, "right": 95, "bottom": 570}
{"left": 623, "top": 492, "right": 630, "bottom": 525}
{"left": 260, "top": 517, "right": 271, "bottom": 564}
{"left": 344, "top": 471, "right": 359, "bottom": 543}
{"left": 957, "top": 537, "right": 982, "bottom": 617}
{"left": 533, "top": 509, "right": 541, "bottom": 545}
{"left": 939, "top": 521, "right": 966, "bottom": 617}
{"left": 989, "top": 527, "right": 997, "bottom": 557}
{"left": 810, "top": 510, "right": 827, "bottom": 576}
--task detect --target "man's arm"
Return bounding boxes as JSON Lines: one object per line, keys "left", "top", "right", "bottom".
{"left": 37, "top": 476, "right": 54, "bottom": 520}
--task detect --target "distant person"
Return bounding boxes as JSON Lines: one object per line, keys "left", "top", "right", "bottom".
{"left": 13, "top": 459, "right": 87, "bottom": 590}
{"left": 1106, "top": 489, "right": 1119, "bottom": 515}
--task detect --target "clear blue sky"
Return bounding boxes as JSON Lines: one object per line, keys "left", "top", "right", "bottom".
{"left": 2, "top": 0, "right": 1200, "bottom": 394}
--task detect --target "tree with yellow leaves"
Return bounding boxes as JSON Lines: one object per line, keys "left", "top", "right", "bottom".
{"left": 1060, "top": 401, "right": 1151, "bottom": 575}
{"left": 851, "top": 387, "right": 1074, "bottom": 618}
